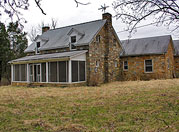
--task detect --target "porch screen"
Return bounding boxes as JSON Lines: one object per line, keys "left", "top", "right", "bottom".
{"left": 21, "top": 64, "right": 27, "bottom": 81}
{"left": 41, "top": 63, "right": 46, "bottom": 82}
{"left": 72, "top": 61, "right": 85, "bottom": 82}
{"left": 58, "top": 61, "right": 68, "bottom": 82}
{"left": 49, "top": 62, "right": 57, "bottom": 82}
{"left": 72, "top": 61, "right": 78, "bottom": 82}
{"left": 79, "top": 61, "right": 85, "bottom": 81}
{"left": 14, "top": 64, "right": 20, "bottom": 81}
{"left": 14, "top": 64, "right": 27, "bottom": 81}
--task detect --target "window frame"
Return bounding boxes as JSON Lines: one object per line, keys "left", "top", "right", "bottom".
{"left": 113, "top": 38, "right": 117, "bottom": 46}
{"left": 123, "top": 60, "right": 128, "bottom": 71}
{"left": 96, "top": 35, "right": 100, "bottom": 43}
{"left": 36, "top": 42, "right": 40, "bottom": 54}
{"left": 96, "top": 61, "right": 99, "bottom": 67}
{"left": 71, "top": 36, "right": 76, "bottom": 43}
{"left": 144, "top": 59, "right": 153, "bottom": 73}
{"left": 114, "top": 61, "right": 118, "bottom": 68}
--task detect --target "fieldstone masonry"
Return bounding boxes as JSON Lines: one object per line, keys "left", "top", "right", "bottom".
{"left": 16, "top": 13, "right": 178, "bottom": 87}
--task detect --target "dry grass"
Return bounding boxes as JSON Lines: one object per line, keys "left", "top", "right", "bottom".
{"left": 0, "top": 79, "right": 179, "bottom": 132}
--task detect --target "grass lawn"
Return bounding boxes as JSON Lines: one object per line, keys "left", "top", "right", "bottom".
{"left": 0, "top": 79, "right": 179, "bottom": 132}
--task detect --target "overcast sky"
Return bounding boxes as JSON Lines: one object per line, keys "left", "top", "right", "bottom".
{"left": 2, "top": 0, "right": 178, "bottom": 43}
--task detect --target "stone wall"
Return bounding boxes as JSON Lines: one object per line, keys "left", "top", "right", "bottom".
{"left": 164, "top": 40, "right": 175, "bottom": 78}
{"left": 121, "top": 40, "right": 175, "bottom": 81}
{"left": 121, "top": 55, "right": 167, "bottom": 80}
{"left": 11, "top": 82, "right": 86, "bottom": 87}
{"left": 106, "top": 27, "right": 122, "bottom": 82}
{"left": 88, "top": 14, "right": 122, "bottom": 85}
{"left": 88, "top": 27, "right": 106, "bottom": 85}
{"left": 174, "top": 56, "right": 179, "bottom": 78}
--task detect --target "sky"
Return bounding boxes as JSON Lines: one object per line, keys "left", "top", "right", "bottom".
{"left": 1, "top": 0, "right": 178, "bottom": 44}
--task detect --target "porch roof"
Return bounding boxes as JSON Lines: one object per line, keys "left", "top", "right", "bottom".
{"left": 9, "top": 50, "right": 88, "bottom": 64}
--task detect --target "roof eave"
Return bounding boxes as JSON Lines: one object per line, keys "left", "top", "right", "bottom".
{"left": 120, "top": 53, "right": 164, "bottom": 57}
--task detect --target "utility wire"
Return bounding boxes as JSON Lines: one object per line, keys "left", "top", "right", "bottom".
{"left": 117, "top": 19, "right": 171, "bottom": 33}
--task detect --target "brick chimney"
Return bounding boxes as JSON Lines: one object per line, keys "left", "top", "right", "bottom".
{"left": 102, "top": 13, "right": 112, "bottom": 26}
{"left": 42, "top": 26, "right": 50, "bottom": 34}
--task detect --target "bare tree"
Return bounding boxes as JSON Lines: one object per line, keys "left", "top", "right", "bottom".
{"left": 0, "top": 0, "right": 89, "bottom": 25}
{"left": 28, "top": 18, "right": 59, "bottom": 42}
{"left": 113, "top": 0, "right": 179, "bottom": 34}
{"left": 28, "top": 26, "right": 38, "bottom": 42}
{"left": 51, "top": 18, "right": 58, "bottom": 29}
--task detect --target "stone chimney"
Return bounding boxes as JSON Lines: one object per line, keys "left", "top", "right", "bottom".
{"left": 42, "top": 26, "right": 50, "bottom": 34}
{"left": 102, "top": 13, "right": 112, "bottom": 26}
{"left": 102, "top": 13, "right": 112, "bottom": 83}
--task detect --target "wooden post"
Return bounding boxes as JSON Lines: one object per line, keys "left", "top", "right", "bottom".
{"left": 11, "top": 64, "right": 13, "bottom": 83}
{"left": 27, "top": 64, "right": 30, "bottom": 82}
{"left": 46, "top": 62, "right": 49, "bottom": 82}
{"left": 68, "top": 60, "right": 72, "bottom": 83}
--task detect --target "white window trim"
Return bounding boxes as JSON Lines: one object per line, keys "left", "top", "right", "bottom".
{"left": 35, "top": 42, "right": 41, "bottom": 54}
{"left": 96, "top": 61, "right": 99, "bottom": 67}
{"left": 123, "top": 61, "right": 128, "bottom": 71}
{"left": 96, "top": 35, "right": 100, "bottom": 43}
{"left": 144, "top": 59, "right": 153, "bottom": 73}
{"left": 70, "top": 36, "right": 77, "bottom": 43}
{"left": 115, "top": 61, "right": 118, "bottom": 68}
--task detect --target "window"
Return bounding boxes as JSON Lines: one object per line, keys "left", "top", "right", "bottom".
{"left": 70, "top": 44, "right": 76, "bottom": 50}
{"left": 145, "top": 60, "right": 153, "bottom": 72}
{"left": 115, "top": 61, "right": 118, "bottom": 68}
{"left": 36, "top": 42, "right": 40, "bottom": 54}
{"left": 96, "top": 61, "right": 99, "bottom": 67}
{"left": 123, "top": 61, "right": 128, "bottom": 71}
{"left": 96, "top": 35, "right": 100, "bottom": 43}
{"left": 71, "top": 36, "right": 76, "bottom": 43}
{"left": 113, "top": 38, "right": 117, "bottom": 46}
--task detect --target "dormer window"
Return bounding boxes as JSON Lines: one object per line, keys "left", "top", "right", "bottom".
{"left": 71, "top": 36, "right": 76, "bottom": 43}
{"left": 36, "top": 42, "right": 40, "bottom": 54}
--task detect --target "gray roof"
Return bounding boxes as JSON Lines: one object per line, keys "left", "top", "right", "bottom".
{"left": 173, "top": 40, "right": 179, "bottom": 56}
{"left": 10, "top": 50, "right": 88, "bottom": 63}
{"left": 120, "top": 35, "right": 172, "bottom": 57}
{"left": 25, "top": 19, "right": 106, "bottom": 53}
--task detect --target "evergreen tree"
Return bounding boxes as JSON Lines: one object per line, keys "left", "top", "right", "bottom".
{"left": 7, "top": 22, "right": 28, "bottom": 59}
{"left": 0, "top": 22, "right": 28, "bottom": 83}
{"left": 0, "top": 22, "right": 11, "bottom": 82}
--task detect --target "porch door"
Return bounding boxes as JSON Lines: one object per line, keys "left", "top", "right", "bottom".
{"left": 29, "top": 64, "right": 33, "bottom": 82}
{"left": 34, "top": 64, "right": 41, "bottom": 82}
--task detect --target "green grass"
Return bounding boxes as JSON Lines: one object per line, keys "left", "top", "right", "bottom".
{"left": 0, "top": 79, "right": 179, "bottom": 132}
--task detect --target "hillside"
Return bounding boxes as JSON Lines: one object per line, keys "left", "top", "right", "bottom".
{"left": 0, "top": 79, "right": 179, "bottom": 132}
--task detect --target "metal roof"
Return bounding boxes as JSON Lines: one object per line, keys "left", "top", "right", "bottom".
{"left": 25, "top": 19, "right": 106, "bottom": 53}
{"left": 10, "top": 50, "right": 88, "bottom": 63}
{"left": 120, "top": 35, "right": 172, "bottom": 57}
{"left": 173, "top": 40, "right": 179, "bottom": 56}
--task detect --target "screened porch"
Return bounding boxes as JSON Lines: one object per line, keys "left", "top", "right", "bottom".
{"left": 10, "top": 50, "right": 87, "bottom": 84}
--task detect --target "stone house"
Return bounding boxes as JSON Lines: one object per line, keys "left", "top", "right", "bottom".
{"left": 174, "top": 40, "right": 179, "bottom": 78}
{"left": 9, "top": 13, "right": 123, "bottom": 86}
{"left": 120, "top": 35, "right": 175, "bottom": 80}
{"left": 9, "top": 13, "right": 179, "bottom": 86}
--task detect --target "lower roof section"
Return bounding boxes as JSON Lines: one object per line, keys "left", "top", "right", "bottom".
{"left": 9, "top": 50, "right": 88, "bottom": 64}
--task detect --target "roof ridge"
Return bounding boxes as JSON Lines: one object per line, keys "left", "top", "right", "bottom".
{"left": 121, "top": 35, "right": 171, "bottom": 41}
{"left": 47, "top": 19, "right": 106, "bottom": 32}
